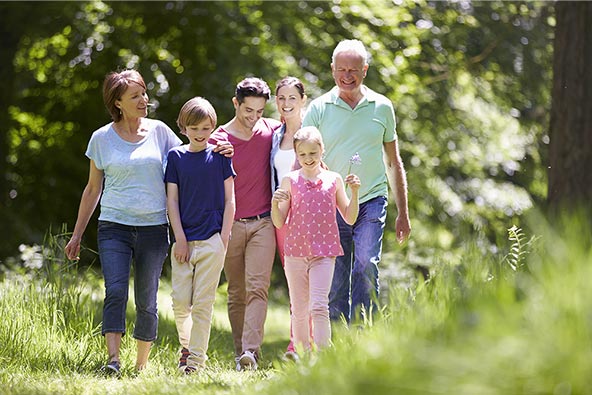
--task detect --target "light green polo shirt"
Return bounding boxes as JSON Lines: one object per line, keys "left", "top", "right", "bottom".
{"left": 302, "top": 86, "right": 397, "bottom": 203}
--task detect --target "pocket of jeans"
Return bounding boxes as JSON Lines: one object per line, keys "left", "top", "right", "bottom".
{"left": 98, "top": 220, "right": 116, "bottom": 231}
{"left": 97, "top": 221, "right": 121, "bottom": 241}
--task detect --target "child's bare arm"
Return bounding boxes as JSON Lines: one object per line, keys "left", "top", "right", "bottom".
{"left": 336, "top": 173, "right": 360, "bottom": 225}
{"left": 271, "top": 177, "right": 291, "bottom": 228}
{"left": 221, "top": 176, "right": 236, "bottom": 249}
{"left": 167, "top": 182, "right": 189, "bottom": 263}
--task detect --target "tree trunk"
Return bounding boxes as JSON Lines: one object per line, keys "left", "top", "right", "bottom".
{"left": 548, "top": 2, "right": 592, "bottom": 213}
{"left": 0, "top": 5, "right": 24, "bottom": 231}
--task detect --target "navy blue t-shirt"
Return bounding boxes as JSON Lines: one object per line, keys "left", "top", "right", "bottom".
{"left": 165, "top": 144, "right": 235, "bottom": 241}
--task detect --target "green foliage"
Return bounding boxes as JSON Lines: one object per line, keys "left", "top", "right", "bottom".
{"left": 0, "top": 1, "right": 554, "bottom": 278}
{"left": 504, "top": 224, "right": 539, "bottom": 271}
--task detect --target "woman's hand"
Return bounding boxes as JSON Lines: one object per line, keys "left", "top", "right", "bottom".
{"left": 64, "top": 236, "right": 81, "bottom": 261}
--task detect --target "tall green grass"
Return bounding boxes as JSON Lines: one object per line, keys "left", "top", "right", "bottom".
{"left": 0, "top": 227, "right": 289, "bottom": 395}
{"left": 247, "top": 213, "right": 592, "bottom": 395}
{"left": 1, "top": 214, "right": 591, "bottom": 394}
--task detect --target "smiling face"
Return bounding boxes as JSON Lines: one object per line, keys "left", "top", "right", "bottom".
{"left": 116, "top": 83, "right": 148, "bottom": 120}
{"left": 184, "top": 118, "right": 215, "bottom": 152}
{"left": 295, "top": 139, "right": 324, "bottom": 171}
{"left": 234, "top": 96, "right": 267, "bottom": 132}
{"left": 331, "top": 50, "right": 368, "bottom": 95}
{"left": 275, "top": 85, "right": 306, "bottom": 122}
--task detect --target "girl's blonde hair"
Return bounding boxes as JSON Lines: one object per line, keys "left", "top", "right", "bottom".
{"left": 293, "top": 126, "right": 325, "bottom": 153}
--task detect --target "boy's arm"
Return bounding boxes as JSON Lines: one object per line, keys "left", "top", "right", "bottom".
{"left": 336, "top": 174, "right": 360, "bottom": 225}
{"left": 271, "top": 176, "right": 291, "bottom": 228}
{"left": 220, "top": 176, "right": 236, "bottom": 249}
{"left": 166, "top": 182, "right": 189, "bottom": 263}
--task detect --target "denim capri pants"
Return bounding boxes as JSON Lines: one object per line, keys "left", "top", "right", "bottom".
{"left": 97, "top": 220, "right": 169, "bottom": 341}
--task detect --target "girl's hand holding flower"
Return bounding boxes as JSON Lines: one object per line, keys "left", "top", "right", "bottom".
{"left": 346, "top": 152, "right": 362, "bottom": 190}
{"left": 344, "top": 174, "right": 361, "bottom": 192}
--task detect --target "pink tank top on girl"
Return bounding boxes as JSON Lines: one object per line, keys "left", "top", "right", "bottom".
{"left": 284, "top": 171, "right": 344, "bottom": 258}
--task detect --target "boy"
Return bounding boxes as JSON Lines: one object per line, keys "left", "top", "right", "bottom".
{"left": 165, "top": 97, "right": 236, "bottom": 373}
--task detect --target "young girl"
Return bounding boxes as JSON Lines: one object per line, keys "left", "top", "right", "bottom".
{"left": 271, "top": 76, "right": 307, "bottom": 360}
{"left": 271, "top": 126, "right": 360, "bottom": 353}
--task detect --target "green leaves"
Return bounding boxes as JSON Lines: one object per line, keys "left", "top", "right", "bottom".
{"left": 1, "top": 0, "right": 554, "bottom": 262}
{"left": 504, "top": 224, "right": 539, "bottom": 271}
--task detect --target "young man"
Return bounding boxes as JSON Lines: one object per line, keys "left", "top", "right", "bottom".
{"left": 209, "top": 77, "right": 281, "bottom": 371}
{"left": 303, "top": 39, "right": 412, "bottom": 323}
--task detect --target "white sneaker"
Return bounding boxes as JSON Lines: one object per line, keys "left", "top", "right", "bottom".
{"left": 235, "top": 356, "right": 242, "bottom": 372}
{"left": 239, "top": 350, "right": 258, "bottom": 370}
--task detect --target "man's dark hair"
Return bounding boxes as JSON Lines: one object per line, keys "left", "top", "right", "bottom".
{"left": 235, "top": 77, "right": 271, "bottom": 104}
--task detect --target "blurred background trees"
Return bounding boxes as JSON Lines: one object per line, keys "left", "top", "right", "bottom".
{"left": 0, "top": 1, "right": 557, "bottom": 274}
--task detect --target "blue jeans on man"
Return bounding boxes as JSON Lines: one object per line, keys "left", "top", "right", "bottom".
{"left": 98, "top": 221, "right": 169, "bottom": 341}
{"left": 330, "top": 196, "right": 387, "bottom": 323}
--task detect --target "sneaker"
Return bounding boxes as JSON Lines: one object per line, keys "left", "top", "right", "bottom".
{"left": 184, "top": 366, "right": 198, "bottom": 375}
{"left": 235, "top": 356, "right": 242, "bottom": 372}
{"left": 239, "top": 350, "right": 258, "bottom": 371}
{"left": 283, "top": 350, "right": 299, "bottom": 362}
{"left": 178, "top": 347, "right": 190, "bottom": 373}
{"left": 101, "top": 359, "right": 121, "bottom": 376}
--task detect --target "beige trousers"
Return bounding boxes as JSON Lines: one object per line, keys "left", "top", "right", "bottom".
{"left": 224, "top": 217, "right": 276, "bottom": 356}
{"left": 171, "top": 233, "right": 225, "bottom": 367}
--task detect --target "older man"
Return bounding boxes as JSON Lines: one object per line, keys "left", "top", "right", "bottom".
{"left": 302, "top": 39, "right": 411, "bottom": 323}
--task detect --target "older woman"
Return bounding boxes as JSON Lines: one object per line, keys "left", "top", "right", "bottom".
{"left": 65, "top": 69, "right": 181, "bottom": 375}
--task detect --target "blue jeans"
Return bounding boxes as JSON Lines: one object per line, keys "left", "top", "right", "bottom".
{"left": 97, "top": 221, "right": 169, "bottom": 341}
{"left": 330, "top": 196, "right": 387, "bottom": 323}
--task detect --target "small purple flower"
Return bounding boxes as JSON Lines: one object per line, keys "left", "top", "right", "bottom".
{"left": 346, "top": 153, "right": 361, "bottom": 190}
{"left": 347, "top": 152, "right": 362, "bottom": 174}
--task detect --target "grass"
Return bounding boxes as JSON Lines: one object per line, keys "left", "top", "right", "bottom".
{"left": 1, "top": 213, "right": 591, "bottom": 394}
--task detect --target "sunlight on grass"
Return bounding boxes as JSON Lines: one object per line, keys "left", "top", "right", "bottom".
{"left": 1, "top": 213, "right": 591, "bottom": 394}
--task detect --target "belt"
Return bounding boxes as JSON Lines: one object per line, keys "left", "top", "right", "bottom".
{"left": 237, "top": 211, "right": 271, "bottom": 222}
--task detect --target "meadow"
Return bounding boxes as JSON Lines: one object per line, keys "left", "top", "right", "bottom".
{"left": 1, "top": 213, "right": 590, "bottom": 395}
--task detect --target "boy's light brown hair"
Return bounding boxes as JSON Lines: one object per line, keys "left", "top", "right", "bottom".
{"left": 176, "top": 97, "right": 217, "bottom": 133}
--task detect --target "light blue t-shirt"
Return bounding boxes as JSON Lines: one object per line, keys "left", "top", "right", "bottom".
{"left": 302, "top": 85, "right": 397, "bottom": 203}
{"left": 86, "top": 118, "right": 182, "bottom": 226}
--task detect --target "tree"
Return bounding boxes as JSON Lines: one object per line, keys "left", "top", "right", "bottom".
{"left": 548, "top": 1, "right": 592, "bottom": 213}
{"left": 0, "top": 1, "right": 555, "bottom": 266}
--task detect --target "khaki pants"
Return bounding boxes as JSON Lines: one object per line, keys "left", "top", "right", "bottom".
{"left": 171, "top": 233, "right": 225, "bottom": 367}
{"left": 224, "top": 217, "right": 276, "bottom": 355}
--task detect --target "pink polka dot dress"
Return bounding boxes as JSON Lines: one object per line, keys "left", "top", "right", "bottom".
{"left": 284, "top": 171, "right": 344, "bottom": 258}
